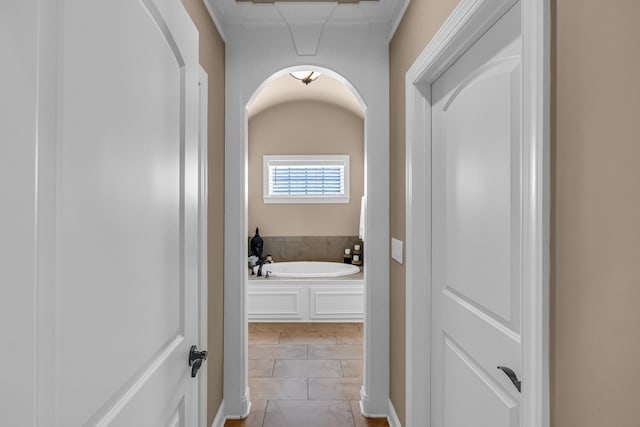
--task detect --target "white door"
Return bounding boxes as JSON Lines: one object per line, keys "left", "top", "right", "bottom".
{"left": 33, "top": 0, "right": 200, "bottom": 425}
{"left": 431, "top": 3, "right": 522, "bottom": 426}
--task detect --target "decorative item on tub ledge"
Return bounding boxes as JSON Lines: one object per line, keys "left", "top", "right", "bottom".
{"left": 352, "top": 243, "right": 362, "bottom": 266}
{"left": 250, "top": 227, "right": 272, "bottom": 276}
{"left": 343, "top": 248, "right": 352, "bottom": 264}
{"left": 250, "top": 227, "right": 264, "bottom": 258}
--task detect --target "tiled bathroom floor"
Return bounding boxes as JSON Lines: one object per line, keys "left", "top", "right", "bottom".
{"left": 224, "top": 323, "right": 389, "bottom": 427}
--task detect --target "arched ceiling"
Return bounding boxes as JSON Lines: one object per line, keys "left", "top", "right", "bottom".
{"left": 247, "top": 72, "right": 364, "bottom": 119}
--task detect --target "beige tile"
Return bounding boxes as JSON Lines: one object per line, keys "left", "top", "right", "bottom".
{"left": 263, "top": 400, "right": 355, "bottom": 427}
{"left": 249, "top": 344, "right": 307, "bottom": 360}
{"left": 261, "top": 235, "right": 362, "bottom": 265}
{"left": 308, "top": 378, "right": 362, "bottom": 400}
{"left": 249, "top": 377, "right": 308, "bottom": 400}
{"left": 279, "top": 332, "right": 337, "bottom": 344}
{"left": 308, "top": 344, "right": 363, "bottom": 360}
{"left": 350, "top": 401, "right": 390, "bottom": 427}
{"left": 250, "top": 399, "right": 267, "bottom": 412}
{"left": 224, "top": 400, "right": 267, "bottom": 427}
{"left": 249, "top": 322, "right": 299, "bottom": 334}
{"left": 341, "top": 360, "right": 363, "bottom": 378}
{"left": 310, "top": 323, "right": 362, "bottom": 334}
{"left": 289, "top": 323, "right": 341, "bottom": 333}
{"left": 248, "top": 332, "right": 280, "bottom": 344}
{"left": 250, "top": 322, "right": 362, "bottom": 333}
{"left": 273, "top": 359, "right": 343, "bottom": 378}
{"left": 249, "top": 359, "right": 274, "bottom": 377}
{"left": 336, "top": 331, "right": 363, "bottom": 344}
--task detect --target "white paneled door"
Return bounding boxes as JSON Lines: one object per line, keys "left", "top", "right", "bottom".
{"left": 56, "top": 1, "right": 201, "bottom": 425}
{"left": 431, "top": 4, "right": 523, "bottom": 426}
{"left": 5, "top": 0, "right": 203, "bottom": 425}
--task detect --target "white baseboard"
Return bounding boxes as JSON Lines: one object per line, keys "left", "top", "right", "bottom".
{"left": 359, "top": 386, "right": 387, "bottom": 418}
{"left": 387, "top": 399, "right": 402, "bottom": 427}
{"left": 210, "top": 400, "right": 225, "bottom": 427}
{"left": 212, "top": 395, "right": 401, "bottom": 426}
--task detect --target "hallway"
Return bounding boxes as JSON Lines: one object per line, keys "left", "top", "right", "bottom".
{"left": 14, "top": 0, "right": 640, "bottom": 426}
{"left": 225, "top": 323, "right": 388, "bottom": 427}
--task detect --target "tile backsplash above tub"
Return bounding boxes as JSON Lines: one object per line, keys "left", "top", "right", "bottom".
{"left": 250, "top": 236, "right": 362, "bottom": 263}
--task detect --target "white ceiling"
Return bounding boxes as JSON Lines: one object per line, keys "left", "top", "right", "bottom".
{"left": 205, "top": 0, "right": 409, "bottom": 41}
{"left": 205, "top": 0, "right": 409, "bottom": 118}
{"left": 247, "top": 72, "right": 364, "bottom": 119}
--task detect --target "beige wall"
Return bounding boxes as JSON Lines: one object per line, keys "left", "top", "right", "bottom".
{"left": 390, "top": 1, "right": 640, "bottom": 426}
{"left": 389, "top": 1, "right": 460, "bottom": 424}
{"left": 248, "top": 100, "right": 364, "bottom": 237}
{"left": 552, "top": 1, "right": 640, "bottom": 426}
{"left": 179, "top": 1, "right": 225, "bottom": 425}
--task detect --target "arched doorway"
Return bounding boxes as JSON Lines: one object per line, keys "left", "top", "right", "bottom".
{"left": 223, "top": 33, "right": 390, "bottom": 421}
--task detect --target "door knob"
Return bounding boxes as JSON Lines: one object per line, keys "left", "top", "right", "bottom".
{"left": 497, "top": 366, "right": 521, "bottom": 393}
{"left": 189, "top": 345, "right": 208, "bottom": 378}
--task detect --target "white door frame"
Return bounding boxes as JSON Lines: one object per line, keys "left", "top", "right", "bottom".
{"left": 198, "top": 65, "right": 209, "bottom": 427}
{"left": 404, "top": 0, "right": 550, "bottom": 426}
{"left": 223, "top": 22, "right": 390, "bottom": 419}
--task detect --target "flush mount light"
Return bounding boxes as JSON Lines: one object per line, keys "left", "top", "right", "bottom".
{"left": 289, "top": 70, "right": 321, "bottom": 85}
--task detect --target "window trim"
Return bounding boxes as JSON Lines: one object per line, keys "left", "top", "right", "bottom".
{"left": 263, "top": 154, "right": 350, "bottom": 204}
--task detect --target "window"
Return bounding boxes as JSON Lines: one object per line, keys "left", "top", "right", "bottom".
{"left": 263, "top": 155, "right": 350, "bottom": 204}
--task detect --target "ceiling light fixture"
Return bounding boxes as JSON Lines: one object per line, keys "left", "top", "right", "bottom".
{"left": 289, "top": 70, "right": 321, "bottom": 85}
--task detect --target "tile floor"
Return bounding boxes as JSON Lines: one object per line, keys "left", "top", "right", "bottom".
{"left": 224, "top": 322, "right": 389, "bottom": 427}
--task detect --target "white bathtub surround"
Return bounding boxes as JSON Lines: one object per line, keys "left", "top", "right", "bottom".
{"left": 253, "top": 261, "right": 360, "bottom": 278}
{"left": 248, "top": 262, "right": 364, "bottom": 322}
{"left": 248, "top": 280, "right": 364, "bottom": 322}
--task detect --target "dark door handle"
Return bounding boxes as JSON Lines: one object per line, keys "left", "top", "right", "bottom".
{"left": 191, "top": 358, "right": 203, "bottom": 378}
{"left": 497, "top": 366, "right": 521, "bottom": 393}
{"left": 189, "top": 345, "right": 208, "bottom": 378}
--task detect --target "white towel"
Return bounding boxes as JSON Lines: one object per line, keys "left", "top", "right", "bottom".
{"left": 359, "top": 196, "right": 366, "bottom": 241}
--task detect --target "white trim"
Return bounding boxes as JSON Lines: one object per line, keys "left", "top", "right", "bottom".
{"left": 198, "top": 65, "right": 209, "bottom": 427}
{"left": 209, "top": 400, "right": 226, "bottom": 427}
{"left": 387, "top": 399, "right": 402, "bottom": 427}
{"left": 404, "top": 74, "right": 431, "bottom": 427}
{"left": 264, "top": 197, "right": 350, "bottom": 204}
{"left": 359, "top": 386, "right": 387, "bottom": 418}
{"left": 404, "top": 1, "right": 549, "bottom": 426}
{"left": 388, "top": 0, "right": 411, "bottom": 42}
{"left": 521, "top": 0, "right": 551, "bottom": 425}
{"left": 224, "top": 24, "right": 390, "bottom": 417}
{"left": 202, "top": 0, "right": 226, "bottom": 43}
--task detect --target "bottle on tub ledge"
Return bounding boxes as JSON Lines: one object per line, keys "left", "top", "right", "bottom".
{"left": 343, "top": 248, "right": 352, "bottom": 264}
{"left": 352, "top": 243, "right": 363, "bottom": 266}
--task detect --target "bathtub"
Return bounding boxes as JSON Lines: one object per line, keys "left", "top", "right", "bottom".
{"left": 248, "top": 261, "right": 364, "bottom": 322}
{"left": 253, "top": 261, "right": 360, "bottom": 278}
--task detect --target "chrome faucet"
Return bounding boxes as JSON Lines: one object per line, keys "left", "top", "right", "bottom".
{"left": 256, "top": 259, "right": 272, "bottom": 277}
{"left": 257, "top": 261, "right": 265, "bottom": 277}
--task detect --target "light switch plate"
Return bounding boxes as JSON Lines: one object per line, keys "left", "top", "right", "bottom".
{"left": 391, "top": 238, "right": 403, "bottom": 264}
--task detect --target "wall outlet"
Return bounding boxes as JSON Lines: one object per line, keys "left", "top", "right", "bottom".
{"left": 391, "top": 238, "right": 403, "bottom": 264}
